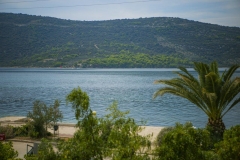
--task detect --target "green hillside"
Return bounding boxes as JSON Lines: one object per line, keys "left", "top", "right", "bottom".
{"left": 0, "top": 13, "right": 240, "bottom": 67}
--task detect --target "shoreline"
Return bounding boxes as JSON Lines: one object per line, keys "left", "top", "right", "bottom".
{"left": 0, "top": 116, "right": 164, "bottom": 141}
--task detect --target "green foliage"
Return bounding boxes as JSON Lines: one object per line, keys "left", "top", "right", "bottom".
{"left": 37, "top": 138, "right": 58, "bottom": 160}
{"left": 0, "top": 141, "right": 18, "bottom": 160}
{"left": 206, "top": 124, "right": 223, "bottom": 146}
{"left": 81, "top": 52, "right": 192, "bottom": 68}
{"left": 59, "top": 87, "right": 151, "bottom": 159}
{"left": 24, "top": 139, "right": 58, "bottom": 160}
{"left": 154, "top": 61, "right": 240, "bottom": 139}
{"left": 58, "top": 128, "right": 104, "bottom": 159}
{"left": 215, "top": 125, "right": 240, "bottom": 160}
{"left": 27, "top": 100, "right": 63, "bottom": 138}
{"left": 13, "top": 124, "right": 30, "bottom": 137}
{"left": 0, "top": 125, "right": 15, "bottom": 139}
{"left": 27, "top": 101, "right": 49, "bottom": 138}
{"left": 155, "top": 127, "right": 174, "bottom": 147}
{"left": 29, "top": 130, "right": 39, "bottom": 138}
{"left": 101, "top": 102, "right": 151, "bottom": 160}
{"left": 154, "top": 122, "right": 212, "bottom": 160}
{"left": 154, "top": 124, "right": 240, "bottom": 160}
{"left": 53, "top": 62, "right": 64, "bottom": 67}
{"left": 24, "top": 154, "right": 38, "bottom": 160}
{"left": 49, "top": 100, "right": 63, "bottom": 126}
{"left": 66, "top": 87, "right": 90, "bottom": 121}
{"left": 1, "top": 13, "right": 240, "bottom": 67}
{"left": 63, "top": 87, "right": 106, "bottom": 159}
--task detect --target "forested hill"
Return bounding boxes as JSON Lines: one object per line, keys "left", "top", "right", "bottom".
{"left": 0, "top": 13, "right": 240, "bottom": 68}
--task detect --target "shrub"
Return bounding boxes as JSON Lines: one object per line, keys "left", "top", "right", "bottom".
{"left": 206, "top": 124, "right": 223, "bottom": 146}
{"left": 0, "top": 125, "right": 15, "bottom": 139}
{"left": 0, "top": 141, "right": 18, "bottom": 160}
{"left": 215, "top": 125, "right": 240, "bottom": 160}
{"left": 154, "top": 122, "right": 212, "bottom": 160}
{"left": 24, "top": 154, "right": 38, "bottom": 160}
{"left": 37, "top": 138, "right": 58, "bottom": 160}
{"left": 155, "top": 127, "right": 173, "bottom": 147}
{"left": 13, "top": 124, "right": 30, "bottom": 137}
{"left": 29, "top": 130, "right": 39, "bottom": 138}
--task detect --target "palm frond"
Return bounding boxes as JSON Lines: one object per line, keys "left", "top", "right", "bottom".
{"left": 222, "top": 97, "right": 240, "bottom": 118}
{"left": 155, "top": 78, "right": 200, "bottom": 98}
{"left": 201, "top": 89, "right": 220, "bottom": 118}
{"left": 210, "top": 61, "right": 220, "bottom": 78}
{"left": 219, "top": 78, "right": 240, "bottom": 104}
{"left": 154, "top": 86, "right": 211, "bottom": 116}
{"left": 205, "top": 72, "right": 219, "bottom": 93}
{"left": 194, "top": 62, "right": 210, "bottom": 87}
{"left": 175, "top": 71, "right": 198, "bottom": 85}
{"left": 178, "top": 76, "right": 204, "bottom": 101}
{"left": 223, "top": 65, "right": 240, "bottom": 82}
{"left": 219, "top": 78, "right": 240, "bottom": 116}
{"left": 177, "top": 66, "right": 196, "bottom": 80}
{"left": 154, "top": 61, "right": 240, "bottom": 124}
{"left": 154, "top": 81, "right": 211, "bottom": 117}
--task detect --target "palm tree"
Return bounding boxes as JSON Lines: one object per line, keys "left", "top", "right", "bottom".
{"left": 153, "top": 61, "right": 240, "bottom": 137}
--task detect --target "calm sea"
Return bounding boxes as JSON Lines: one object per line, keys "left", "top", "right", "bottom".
{"left": 0, "top": 68, "right": 239, "bottom": 128}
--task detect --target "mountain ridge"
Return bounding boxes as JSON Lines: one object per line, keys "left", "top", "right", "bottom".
{"left": 0, "top": 13, "right": 240, "bottom": 67}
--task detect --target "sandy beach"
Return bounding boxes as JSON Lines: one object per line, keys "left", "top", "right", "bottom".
{"left": 0, "top": 116, "right": 164, "bottom": 141}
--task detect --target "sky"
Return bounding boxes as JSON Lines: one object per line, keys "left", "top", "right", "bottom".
{"left": 0, "top": 0, "right": 240, "bottom": 27}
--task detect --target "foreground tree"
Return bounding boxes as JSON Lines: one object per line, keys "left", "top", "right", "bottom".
{"left": 61, "top": 87, "right": 151, "bottom": 159}
{"left": 27, "top": 100, "right": 63, "bottom": 138}
{"left": 154, "top": 122, "right": 213, "bottom": 160}
{"left": 154, "top": 61, "right": 240, "bottom": 138}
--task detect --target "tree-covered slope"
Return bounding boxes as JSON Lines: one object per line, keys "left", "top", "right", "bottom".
{"left": 0, "top": 13, "right": 240, "bottom": 67}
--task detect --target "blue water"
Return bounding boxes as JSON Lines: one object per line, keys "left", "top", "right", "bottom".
{"left": 0, "top": 68, "right": 239, "bottom": 128}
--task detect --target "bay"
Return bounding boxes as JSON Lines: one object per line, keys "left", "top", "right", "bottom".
{"left": 0, "top": 68, "right": 239, "bottom": 128}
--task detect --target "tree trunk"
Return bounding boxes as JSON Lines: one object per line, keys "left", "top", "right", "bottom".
{"left": 207, "top": 118, "right": 225, "bottom": 140}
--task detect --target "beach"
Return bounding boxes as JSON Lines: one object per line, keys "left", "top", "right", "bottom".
{"left": 0, "top": 116, "right": 164, "bottom": 141}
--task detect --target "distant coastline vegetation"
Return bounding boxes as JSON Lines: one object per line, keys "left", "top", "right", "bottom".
{"left": 9, "top": 52, "right": 192, "bottom": 68}
{"left": 0, "top": 13, "right": 240, "bottom": 68}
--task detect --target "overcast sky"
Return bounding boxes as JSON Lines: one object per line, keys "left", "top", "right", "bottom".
{"left": 0, "top": 0, "right": 240, "bottom": 27}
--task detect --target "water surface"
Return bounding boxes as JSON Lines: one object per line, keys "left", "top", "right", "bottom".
{"left": 0, "top": 68, "right": 239, "bottom": 128}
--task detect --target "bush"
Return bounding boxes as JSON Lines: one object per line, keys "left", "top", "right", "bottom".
{"left": 206, "top": 124, "right": 223, "bottom": 146}
{"left": 13, "top": 124, "right": 30, "bottom": 137}
{"left": 37, "top": 138, "right": 58, "bottom": 160}
{"left": 215, "top": 125, "right": 240, "bottom": 160}
{"left": 154, "top": 122, "right": 212, "bottom": 160}
{"left": 155, "top": 127, "right": 173, "bottom": 147}
{"left": 29, "top": 130, "right": 39, "bottom": 138}
{"left": 0, "top": 141, "right": 18, "bottom": 160}
{"left": 24, "top": 154, "right": 38, "bottom": 160}
{"left": 0, "top": 125, "right": 15, "bottom": 139}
